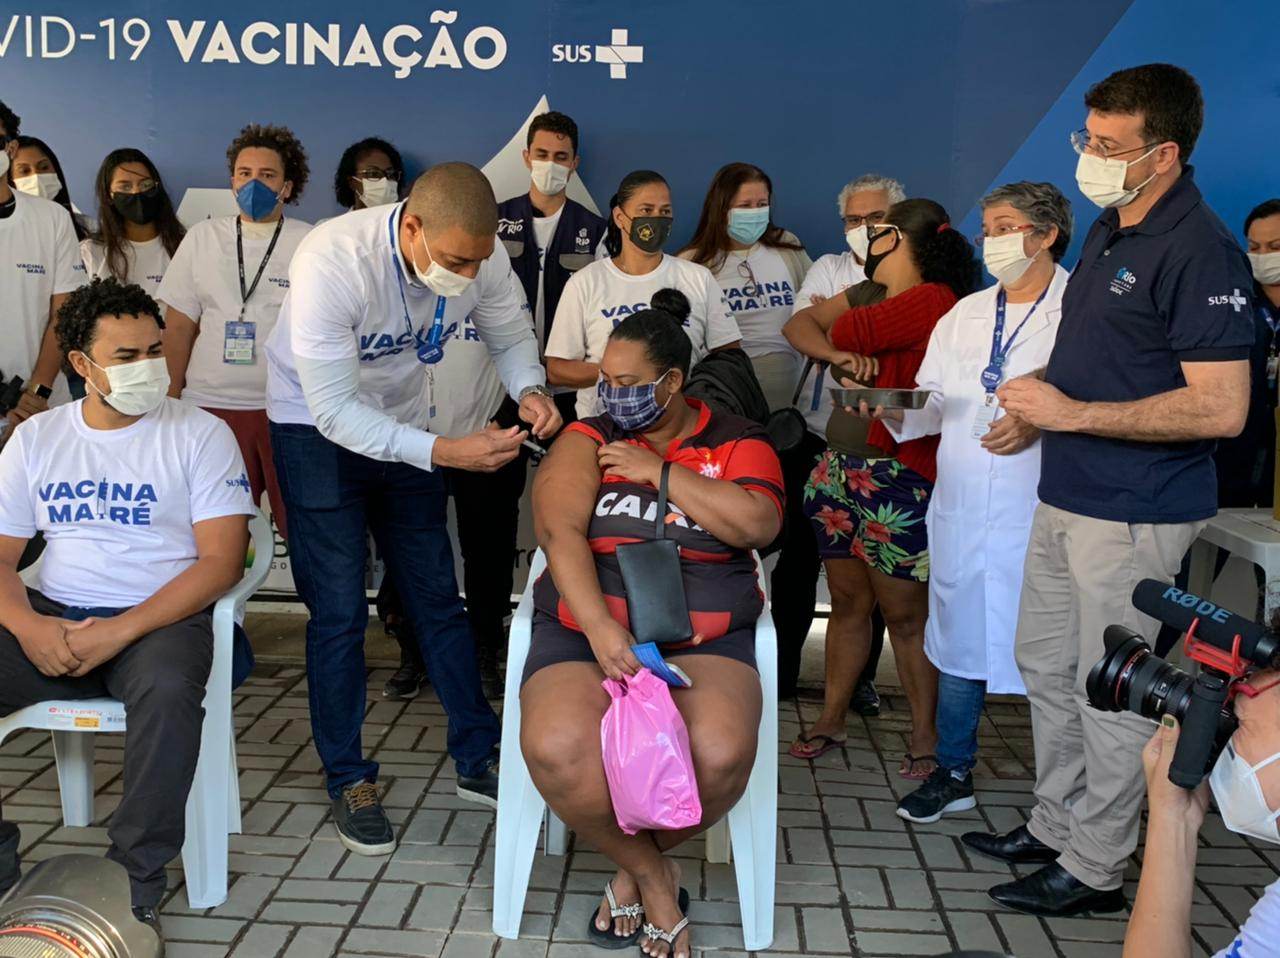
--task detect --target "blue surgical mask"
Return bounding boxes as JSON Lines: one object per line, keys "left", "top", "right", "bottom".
{"left": 727, "top": 206, "right": 770, "bottom": 246}
{"left": 234, "top": 179, "right": 281, "bottom": 221}
{"left": 598, "top": 371, "right": 672, "bottom": 432}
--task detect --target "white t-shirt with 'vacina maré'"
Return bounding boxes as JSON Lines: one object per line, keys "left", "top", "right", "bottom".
{"left": 0, "top": 398, "right": 256, "bottom": 608}
{"left": 80, "top": 236, "right": 172, "bottom": 297}
{"left": 156, "top": 215, "right": 312, "bottom": 411}
{"left": 545, "top": 254, "right": 742, "bottom": 418}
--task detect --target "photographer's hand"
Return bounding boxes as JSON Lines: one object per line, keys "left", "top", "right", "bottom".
{"left": 1122, "top": 716, "right": 1206, "bottom": 958}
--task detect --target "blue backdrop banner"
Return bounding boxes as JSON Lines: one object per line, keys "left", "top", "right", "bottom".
{"left": 4, "top": 1, "right": 1277, "bottom": 264}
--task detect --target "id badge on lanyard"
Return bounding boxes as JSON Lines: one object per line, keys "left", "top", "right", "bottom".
{"left": 974, "top": 286, "right": 1048, "bottom": 440}
{"left": 230, "top": 217, "right": 283, "bottom": 365}
{"left": 971, "top": 393, "right": 999, "bottom": 439}
{"left": 224, "top": 320, "right": 256, "bottom": 364}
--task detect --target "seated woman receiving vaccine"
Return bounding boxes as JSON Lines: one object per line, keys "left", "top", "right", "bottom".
{"left": 522, "top": 289, "right": 783, "bottom": 958}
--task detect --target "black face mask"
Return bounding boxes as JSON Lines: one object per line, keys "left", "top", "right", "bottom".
{"left": 111, "top": 187, "right": 163, "bottom": 226}
{"left": 626, "top": 215, "right": 672, "bottom": 254}
{"left": 862, "top": 226, "right": 900, "bottom": 283}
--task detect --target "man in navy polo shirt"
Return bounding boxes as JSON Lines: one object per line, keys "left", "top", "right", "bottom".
{"left": 961, "top": 64, "right": 1254, "bottom": 917}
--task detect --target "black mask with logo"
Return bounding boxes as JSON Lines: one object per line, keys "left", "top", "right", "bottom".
{"left": 111, "top": 187, "right": 163, "bottom": 226}
{"left": 862, "top": 225, "right": 901, "bottom": 284}
{"left": 626, "top": 214, "right": 672, "bottom": 254}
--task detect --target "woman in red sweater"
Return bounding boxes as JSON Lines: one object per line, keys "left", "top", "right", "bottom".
{"left": 790, "top": 199, "right": 977, "bottom": 779}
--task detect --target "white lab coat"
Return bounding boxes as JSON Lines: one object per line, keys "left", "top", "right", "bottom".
{"left": 888, "top": 265, "right": 1069, "bottom": 694}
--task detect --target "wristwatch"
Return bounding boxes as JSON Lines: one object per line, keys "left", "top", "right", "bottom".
{"left": 518, "top": 384, "right": 552, "bottom": 402}
{"left": 27, "top": 383, "right": 52, "bottom": 400}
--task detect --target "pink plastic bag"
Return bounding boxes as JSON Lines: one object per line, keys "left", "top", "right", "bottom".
{"left": 600, "top": 668, "right": 702, "bottom": 835}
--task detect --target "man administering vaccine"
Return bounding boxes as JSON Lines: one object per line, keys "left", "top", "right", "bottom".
{"left": 265, "top": 162, "right": 560, "bottom": 856}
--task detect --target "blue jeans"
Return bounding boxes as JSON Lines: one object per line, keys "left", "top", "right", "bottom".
{"left": 270, "top": 422, "right": 500, "bottom": 795}
{"left": 936, "top": 671, "right": 987, "bottom": 776}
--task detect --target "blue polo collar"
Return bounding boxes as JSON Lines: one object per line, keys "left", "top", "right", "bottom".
{"left": 1098, "top": 165, "right": 1202, "bottom": 238}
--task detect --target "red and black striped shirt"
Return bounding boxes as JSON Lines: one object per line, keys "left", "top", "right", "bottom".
{"left": 533, "top": 400, "right": 784, "bottom": 648}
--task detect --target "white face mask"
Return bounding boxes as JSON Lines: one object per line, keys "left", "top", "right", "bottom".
{"left": 1249, "top": 251, "right": 1280, "bottom": 286}
{"left": 410, "top": 233, "right": 475, "bottom": 298}
{"left": 358, "top": 177, "right": 399, "bottom": 208}
{"left": 530, "top": 159, "right": 571, "bottom": 196}
{"left": 845, "top": 224, "right": 870, "bottom": 262}
{"left": 14, "top": 172, "right": 62, "bottom": 201}
{"left": 1209, "top": 741, "right": 1280, "bottom": 845}
{"left": 1074, "top": 146, "right": 1159, "bottom": 209}
{"left": 983, "top": 231, "right": 1040, "bottom": 286}
{"left": 83, "top": 356, "right": 170, "bottom": 417}
{"left": 0, "top": 150, "right": 8, "bottom": 180}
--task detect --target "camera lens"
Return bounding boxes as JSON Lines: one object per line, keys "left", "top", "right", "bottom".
{"left": 1086, "top": 626, "right": 1194, "bottom": 721}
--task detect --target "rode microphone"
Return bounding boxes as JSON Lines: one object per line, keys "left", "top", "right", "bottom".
{"left": 1131, "top": 579, "right": 1280, "bottom": 668}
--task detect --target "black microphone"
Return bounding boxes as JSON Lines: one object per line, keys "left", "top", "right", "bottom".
{"left": 1131, "top": 579, "right": 1280, "bottom": 668}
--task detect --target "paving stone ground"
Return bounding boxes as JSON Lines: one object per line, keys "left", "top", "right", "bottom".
{"left": 1, "top": 656, "right": 1273, "bottom": 957}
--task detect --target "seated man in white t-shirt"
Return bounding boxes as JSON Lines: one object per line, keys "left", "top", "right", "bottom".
{"left": 0, "top": 278, "right": 255, "bottom": 930}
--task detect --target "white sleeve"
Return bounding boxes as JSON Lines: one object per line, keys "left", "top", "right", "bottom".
{"left": 468, "top": 244, "right": 545, "bottom": 399}
{"left": 288, "top": 250, "right": 438, "bottom": 467}
{"left": 297, "top": 354, "right": 437, "bottom": 469}
{"left": 792, "top": 258, "right": 836, "bottom": 316}
{"left": 51, "top": 207, "right": 85, "bottom": 295}
{"left": 700, "top": 268, "right": 742, "bottom": 349}
{"left": 155, "top": 231, "right": 204, "bottom": 320}
{"left": 883, "top": 322, "right": 946, "bottom": 441}
{"left": 79, "top": 239, "right": 102, "bottom": 279}
{"left": 545, "top": 271, "right": 588, "bottom": 360}
{"left": 187, "top": 416, "right": 257, "bottom": 523}
{"left": 0, "top": 428, "right": 36, "bottom": 539}
{"left": 594, "top": 236, "right": 610, "bottom": 260}
{"left": 1214, "top": 878, "right": 1280, "bottom": 958}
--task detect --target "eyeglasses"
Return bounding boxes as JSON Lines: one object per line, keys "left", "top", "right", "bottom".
{"left": 842, "top": 211, "right": 887, "bottom": 229}
{"left": 737, "top": 258, "right": 763, "bottom": 297}
{"left": 355, "top": 167, "right": 401, "bottom": 181}
{"left": 112, "top": 179, "right": 158, "bottom": 195}
{"left": 973, "top": 223, "right": 1036, "bottom": 247}
{"left": 1069, "top": 128, "right": 1160, "bottom": 160}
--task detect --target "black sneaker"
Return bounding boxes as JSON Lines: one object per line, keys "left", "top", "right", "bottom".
{"left": 332, "top": 781, "right": 396, "bottom": 855}
{"left": 896, "top": 766, "right": 977, "bottom": 823}
{"left": 383, "top": 662, "right": 428, "bottom": 700}
{"left": 132, "top": 905, "right": 162, "bottom": 937}
{"left": 850, "top": 679, "right": 881, "bottom": 716}
{"left": 0, "top": 821, "right": 19, "bottom": 896}
{"left": 456, "top": 755, "right": 499, "bottom": 809}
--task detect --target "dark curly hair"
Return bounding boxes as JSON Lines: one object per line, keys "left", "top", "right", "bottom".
{"left": 883, "top": 198, "right": 979, "bottom": 300}
{"left": 0, "top": 99, "right": 18, "bottom": 138}
{"left": 226, "top": 123, "right": 309, "bottom": 204}
{"left": 56, "top": 277, "right": 164, "bottom": 363}
{"left": 333, "top": 136, "right": 404, "bottom": 210}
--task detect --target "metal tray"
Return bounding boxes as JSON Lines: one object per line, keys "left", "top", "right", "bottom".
{"left": 829, "top": 387, "right": 933, "bottom": 410}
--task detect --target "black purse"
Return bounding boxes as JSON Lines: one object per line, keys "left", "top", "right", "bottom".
{"left": 614, "top": 462, "right": 694, "bottom": 646}
{"left": 764, "top": 358, "right": 815, "bottom": 453}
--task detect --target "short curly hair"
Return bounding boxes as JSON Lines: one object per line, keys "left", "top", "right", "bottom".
{"left": 56, "top": 277, "right": 164, "bottom": 362}
{"left": 333, "top": 136, "right": 404, "bottom": 210}
{"left": 0, "top": 99, "right": 18, "bottom": 138}
{"left": 226, "top": 123, "right": 309, "bottom": 204}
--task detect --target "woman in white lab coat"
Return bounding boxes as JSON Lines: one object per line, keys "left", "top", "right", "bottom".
{"left": 871, "top": 182, "right": 1075, "bottom": 824}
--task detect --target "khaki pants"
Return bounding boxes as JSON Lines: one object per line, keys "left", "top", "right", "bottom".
{"left": 1014, "top": 502, "right": 1202, "bottom": 890}
{"left": 750, "top": 351, "right": 802, "bottom": 413}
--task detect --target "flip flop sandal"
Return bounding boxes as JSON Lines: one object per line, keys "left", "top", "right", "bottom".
{"left": 640, "top": 915, "right": 690, "bottom": 958}
{"left": 592, "top": 887, "right": 689, "bottom": 950}
{"left": 788, "top": 733, "right": 846, "bottom": 760}
{"left": 899, "top": 753, "right": 938, "bottom": 781}
{"left": 588, "top": 880, "right": 645, "bottom": 948}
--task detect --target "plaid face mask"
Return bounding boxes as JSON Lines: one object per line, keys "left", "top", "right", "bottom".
{"left": 598, "top": 370, "right": 672, "bottom": 432}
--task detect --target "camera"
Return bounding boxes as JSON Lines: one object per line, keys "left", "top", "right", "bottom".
{"left": 0, "top": 375, "right": 24, "bottom": 416}
{"left": 1086, "top": 580, "right": 1280, "bottom": 788}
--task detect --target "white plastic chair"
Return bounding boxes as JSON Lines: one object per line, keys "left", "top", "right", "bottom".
{"left": 492, "top": 549, "right": 778, "bottom": 950}
{"left": 0, "top": 512, "right": 274, "bottom": 909}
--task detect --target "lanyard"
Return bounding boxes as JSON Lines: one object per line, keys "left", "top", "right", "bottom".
{"left": 387, "top": 207, "right": 447, "bottom": 365}
{"left": 981, "top": 285, "right": 1050, "bottom": 394}
{"left": 235, "top": 217, "right": 284, "bottom": 321}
